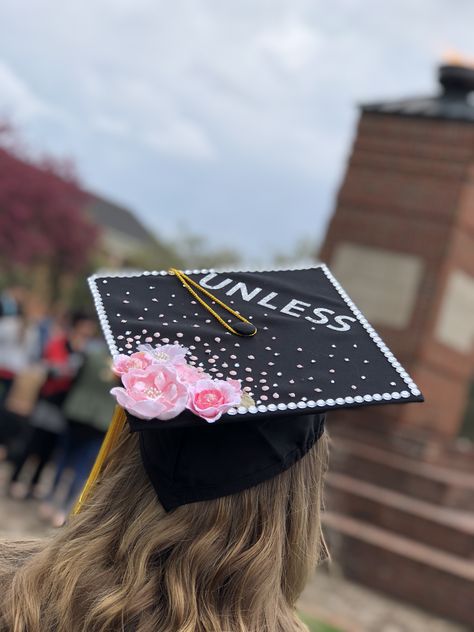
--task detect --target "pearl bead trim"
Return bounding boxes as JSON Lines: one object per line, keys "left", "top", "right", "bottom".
{"left": 89, "top": 263, "right": 422, "bottom": 417}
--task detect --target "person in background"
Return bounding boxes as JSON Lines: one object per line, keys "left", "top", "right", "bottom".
{"left": 39, "top": 310, "right": 97, "bottom": 403}
{"left": 38, "top": 337, "right": 117, "bottom": 527}
{"left": 34, "top": 301, "right": 69, "bottom": 358}
{"left": 0, "top": 285, "right": 27, "bottom": 318}
{"left": 0, "top": 288, "right": 38, "bottom": 405}
{"left": 7, "top": 312, "right": 98, "bottom": 499}
{"left": 0, "top": 293, "right": 42, "bottom": 461}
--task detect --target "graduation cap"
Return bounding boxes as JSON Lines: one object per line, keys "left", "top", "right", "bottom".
{"left": 74, "top": 264, "right": 423, "bottom": 512}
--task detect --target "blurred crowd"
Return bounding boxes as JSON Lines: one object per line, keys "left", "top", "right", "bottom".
{"left": 0, "top": 284, "right": 115, "bottom": 527}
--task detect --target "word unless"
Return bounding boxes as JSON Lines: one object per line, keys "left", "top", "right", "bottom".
{"left": 199, "top": 273, "right": 356, "bottom": 332}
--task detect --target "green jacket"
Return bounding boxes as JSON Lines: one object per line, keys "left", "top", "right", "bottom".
{"left": 63, "top": 347, "right": 117, "bottom": 431}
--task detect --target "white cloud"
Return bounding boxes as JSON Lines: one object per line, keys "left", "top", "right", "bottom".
{"left": 93, "top": 115, "right": 130, "bottom": 138}
{"left": 256, "top": 21, "right": 322, "bottom": 72}
{"left": 145, "top": 118, "right": 216, "bottom": 161}
{"left": 0, "top": 60, "right": 52, "bottom": 121}
{"left": 0, "top": 0, "right": 473, "bottom": 258}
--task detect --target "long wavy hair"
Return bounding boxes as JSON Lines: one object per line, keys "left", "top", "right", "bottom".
{"left": 0, "top": 426, "right": 329, "bottom": 632}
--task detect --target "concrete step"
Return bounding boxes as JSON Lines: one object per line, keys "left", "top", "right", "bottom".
{"left": 436, "top": 440, "right": 474, "bottom": 474}
{"left": 326, "top": 471, "right": 474, "bottom": 558}
{"left": 323, "top": 511, "right": 474, "bottom": 628}
{"left": 330, "top": 419, "right": 429, "bottom": 458}
{"left": 330, "top": 437, "right": 474, "bottom": 509}
{"left": 329, "top": 421, "right": 474, "bottom": 473}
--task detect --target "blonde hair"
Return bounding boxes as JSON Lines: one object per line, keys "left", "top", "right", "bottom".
{"left": 0, "top": 426, "right": 329, "bottom": 632}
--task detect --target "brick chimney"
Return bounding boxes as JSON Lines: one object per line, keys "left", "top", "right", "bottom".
{"left": 320, "top": 63, "right": 474, "bottom": 438}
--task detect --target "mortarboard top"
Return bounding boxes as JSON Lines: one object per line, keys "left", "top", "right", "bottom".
{"left": 90, "top": 264, "right": 423, "bottom": 420}
{"left": 85, "top": 264, "right": 424, "bottom": 510}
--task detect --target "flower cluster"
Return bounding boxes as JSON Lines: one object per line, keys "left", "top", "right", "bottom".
{"left": 110, "top": 343, "right": 242, "bottom": 423}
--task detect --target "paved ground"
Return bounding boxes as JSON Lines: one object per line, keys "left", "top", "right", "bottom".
{"left": 299, "top": 568, "right": 466, "bottom": 632}
{"left": 0, "top": 462, "right": 466, "bottom": 632}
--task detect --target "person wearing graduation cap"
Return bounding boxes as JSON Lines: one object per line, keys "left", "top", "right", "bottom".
{"left": 0, "top": 265, "right": 423, "bottom": 632}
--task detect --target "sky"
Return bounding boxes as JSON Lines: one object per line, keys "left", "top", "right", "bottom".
{"left": 0, "top": 0, "right": 473, "bottom": 264}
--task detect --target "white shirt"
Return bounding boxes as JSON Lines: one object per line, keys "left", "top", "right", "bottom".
{"left": 0, "top": 316, "right": 40, "bottom": 374}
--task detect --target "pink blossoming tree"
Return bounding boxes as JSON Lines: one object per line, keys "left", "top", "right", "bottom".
{"left": 0, "top": 122, "right": 99, "bottom": 295}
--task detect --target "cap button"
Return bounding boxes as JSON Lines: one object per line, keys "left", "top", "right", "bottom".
{"left": 232, "top": 321, "right": 257, "bottom": 336}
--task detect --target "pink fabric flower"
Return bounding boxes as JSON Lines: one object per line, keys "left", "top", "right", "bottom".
{"left": 112, "top": 351, "right": 153, "bottom": 376}
{"left": 187, "top": 378, "right": 242, "bottom": 423}
{"left": 110, "top": 341, "right": 243, "bottom": 423}
{"left": 176, "top": 363, "right": 210, "bottom": 384}
{"left": 138, "top": 343, "right": 188, "bottom": 366}
{"left": 111, "top": 364, "right": 188, "bottom": 420}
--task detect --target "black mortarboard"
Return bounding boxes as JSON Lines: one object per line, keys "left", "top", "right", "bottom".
{"left": 86, "top": 264, "right": 423, "bottom": 511}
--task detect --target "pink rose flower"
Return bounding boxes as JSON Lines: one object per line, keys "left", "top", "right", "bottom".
{"left": 138, "top": 343, "right": 188, "bottom": 366}
{"left": 111, "top": 364, "right": 188, "bottom": 420}
{"left": 175, "top": 363, "right": 210, "bottom": 385}
{"left": 187, "top": 378, "right": 242, "bottom": 423}
{"left": 112, "top": 351, "right": 153, "bottom": 376}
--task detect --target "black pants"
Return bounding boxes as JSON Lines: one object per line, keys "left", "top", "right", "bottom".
{"left": 10, "top": 427, "right": 60, "bottom": 487}
{"left": 46, "top": 419, "right": 104, "bottom": 512}
{"left": 0, "top": 408, "right": 29, "bottom": 453}
{"left": 0, "top": 377, "right": 13, "bottom": 405}
{"left": 0, "top": 378, "right": 16, "bottom": 446}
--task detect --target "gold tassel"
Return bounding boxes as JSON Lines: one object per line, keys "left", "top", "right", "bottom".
{"left": 169, "top": 268, "right": 257, "bottom": 337}
{"left": 72, "top": 405, "right": 127, "bottom": 515}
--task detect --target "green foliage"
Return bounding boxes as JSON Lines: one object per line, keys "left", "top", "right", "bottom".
{"left": 299, "top": 612, "right": 342, "bottom": 632}
{"left": 122, "top": 238, "right": 188, "bottom": 271}
{"left": 169, "top": 230, "right": 241, "bottom": 269}
{"left": 60, "top": 229, "right": 242, "bottom": 311}
{"left": 272, "top": 236, "right": 320, "bottom": 266}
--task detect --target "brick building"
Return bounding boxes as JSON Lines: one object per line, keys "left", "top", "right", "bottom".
{"left": 319, "top": 64, "right": 474, "bottom": 627}
{"left": 321, "top": 63, "right": 474, "bottom": 440}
